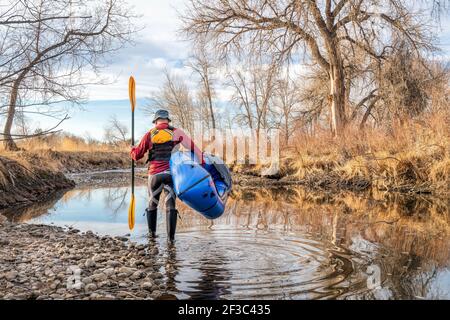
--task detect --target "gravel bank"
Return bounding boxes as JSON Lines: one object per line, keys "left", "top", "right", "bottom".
{"left": 0, "top": 217, "right": 175, "bottom": 300}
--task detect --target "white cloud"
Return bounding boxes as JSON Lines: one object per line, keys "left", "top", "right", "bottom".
{"left": 146, "top": 58, "right": 168, "bottom": 70}
{"left": 83, "top": 0, "right": 190, "bottom": 101}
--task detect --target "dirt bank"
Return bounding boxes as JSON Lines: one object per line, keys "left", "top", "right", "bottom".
{"left": 18, "top": 149, "right": 131, "bottom": 173}
{"left": 0, "top": 149, "right": 143, "bottom": 208}
{"left": 0, "top": 218, "right": 174, "bottom": 300}
{"left": 0, "top": 155, "right": 75, "bottom": 209}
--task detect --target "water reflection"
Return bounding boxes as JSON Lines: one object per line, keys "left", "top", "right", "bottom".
{"left": 163, "top": 243, "right": 232, "bottom": 300}
{"left": 2, "top": 183, "right": 449, "bottom": 299}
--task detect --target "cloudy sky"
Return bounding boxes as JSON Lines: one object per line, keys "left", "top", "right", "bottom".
{"left": 25, "top": 0, "right": 450, "bottom": 140}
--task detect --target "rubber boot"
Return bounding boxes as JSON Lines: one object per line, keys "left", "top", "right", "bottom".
{"left": 166, "top": 209, "right": 178, "bottom": 242}
{"left": 146, "top": 208, "right": 158, "bottom": 238}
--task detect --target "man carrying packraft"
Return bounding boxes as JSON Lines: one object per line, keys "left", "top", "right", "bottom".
{"left": 130, "top": 109, "right": 204, "bottom": 242}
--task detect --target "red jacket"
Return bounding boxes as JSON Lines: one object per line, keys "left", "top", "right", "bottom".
{"left": 130, "top": 123, "right": 204, "bottom": 175}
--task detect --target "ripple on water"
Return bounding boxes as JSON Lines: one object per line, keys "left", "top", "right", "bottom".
{"left": 158, "top": 228, "right": 368, "bottom": 300}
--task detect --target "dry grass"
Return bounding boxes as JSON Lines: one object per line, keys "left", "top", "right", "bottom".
{"left": 287, "top": 112, "right": 449, "bottom": 195}
{"left": 15, "top": 133, "right": 127, "bottom": 153}
{"left": 0, "top": 133, "right": 131, "bottom": 174}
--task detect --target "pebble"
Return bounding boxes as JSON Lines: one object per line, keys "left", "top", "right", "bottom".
{"left": 118, "top": 267, "right": 136, "bottom": 275}
{"left": 84, "top": 259, "right": 96, "bottom": 268}
{"left": 84, "top": 283, "right": 97, "bottom": 292}
{"left": 92, "top": 273, "right": 107, "bottom": 282}
{"left": 0, "top": 214, "right": 8, "bottom": 225}
{"left": 82, "top": 277, "right": 93, "bottom": 285}
{"left": 5, "top": 271, "right": 18, "bottom": 281}
{"left": 103, "top": 268, "right": 115, "bottom": 276}
{"left": 130, "top": 270, "right": 144, "bottom": 280}
{"left": 0, "top": 224, "right": 168, "bottom": 300}
{"left": 143, "top": 260, "right": 153, "bottom": 267}
{"left": 106, "top": 260, "right": 120, "bottom": 267}
{"left": 150, "top": 290, "right": 162, "bottom": 299}
{"left": 140, "top": 282, "right": 154, "bottom": 290}
{"left": 150, "top": 272, "right": 163, "bottom": 280}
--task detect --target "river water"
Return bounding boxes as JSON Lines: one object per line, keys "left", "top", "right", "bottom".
{"left": 3, "top": 180, "right": 449, "bottom": 300}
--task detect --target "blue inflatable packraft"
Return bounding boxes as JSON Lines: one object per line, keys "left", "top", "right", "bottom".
{"left": 170, "top": 152, "right": 232, "bottom": 219}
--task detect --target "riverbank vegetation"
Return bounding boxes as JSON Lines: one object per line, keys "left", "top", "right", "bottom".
{"left": 289, "top": 113, "right": 449, "bottom": 195}
{"left": 233, "top": 111, "right": 449, "bottom": 195}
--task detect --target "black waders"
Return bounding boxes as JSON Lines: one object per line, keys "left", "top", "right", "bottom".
{"left": 146, "top": 208, "right": 178, "bottom": 242}
{"left": 166, "top": 209, "right": 178, "bottom": 242}
{"left": 146, "top": 208, "right": 158, "bottom": 238}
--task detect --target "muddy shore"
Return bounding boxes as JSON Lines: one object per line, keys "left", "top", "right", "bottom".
{"left": 0, "top": 218, "right": 176, "bottom": 300}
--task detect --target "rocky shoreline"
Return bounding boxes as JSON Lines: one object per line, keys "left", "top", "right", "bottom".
{"left": 0, "top": 218, "right": 176, "bottom": 300}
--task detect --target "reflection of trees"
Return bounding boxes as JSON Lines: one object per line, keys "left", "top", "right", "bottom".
{"left": 61, "top": 186, "right": 129, "bottom": 217}
{"left": 379, "top": 252, "right": 446, "bottom": 299}
{"left": 178, "top": 185, "right": 449, "bottom": 299}
{"left": 60, "top": 188, "right": 94, "bottom": 204}
{"left": 104, "top": 188, "right": 128, "bottom": 217}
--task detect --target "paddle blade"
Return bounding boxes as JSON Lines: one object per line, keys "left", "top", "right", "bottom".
{"left": 128, "top": 76, "right": 136, "bottom": 112}
{"left": 128, "top": 193, "right": 135, "bottom": 230}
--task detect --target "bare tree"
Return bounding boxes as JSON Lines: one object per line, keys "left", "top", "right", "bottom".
{"left": 182, "top": 0, "right": 441, "bottom": 137}
{"left": 189, "top": 39, "right": 217, "bottom": 131}
{"left": 227, "top": 59, "right": 278, "bottom": 141}
{"left": 0, "top": 0, "right": 136, "bottom": 150}
{"left": 104, "top": 115, "right": 129, "bottom": 146}
{"left": 272, "top": 74, "right": 302, "bottom": 145}
{"left": 146, "top": 70, "right": 198, "bottom": 133}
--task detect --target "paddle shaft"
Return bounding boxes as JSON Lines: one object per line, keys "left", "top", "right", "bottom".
{"left": 131, "top": 107, "right": 135, "bottom": 195}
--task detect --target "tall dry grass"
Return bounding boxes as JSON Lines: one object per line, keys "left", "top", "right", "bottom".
{"left": 286, "top": 112, "right": 449, "bottom": 194}
{"left": 0, "top": 133, "right": 131, "bottom": 174}
{"left": 15, "top": 134, "right": 127, "bottom": 153}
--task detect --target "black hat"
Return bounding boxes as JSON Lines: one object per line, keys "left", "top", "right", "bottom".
{"left": 153, "top": 109, "right": 171, "bottom": 123}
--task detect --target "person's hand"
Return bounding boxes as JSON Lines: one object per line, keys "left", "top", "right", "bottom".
{"left": 130, "top": 146, "right": 136, "bottom": 159}
{"left": 201, "top": 154, "right": 206, "bottom": 167}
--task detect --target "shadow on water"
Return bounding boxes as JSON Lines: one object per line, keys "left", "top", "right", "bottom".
{"left": 2, "top": 182, "right": 449, "bottom": 300}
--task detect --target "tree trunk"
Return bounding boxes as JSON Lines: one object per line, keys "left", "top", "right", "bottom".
{"left": 3, "top": 77, "right": 22, "bottom": 151}
{"left": 207, "top": 89, "right": 216, "bottom": 131}
{"left": 328, "top": 60, "right": 347, "bottom": 137}
{"left": 284, "top": 116, "right": 289, "bottom": 145}
{"left": 360, "top": 98, "right": 378, "bottom": 130}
